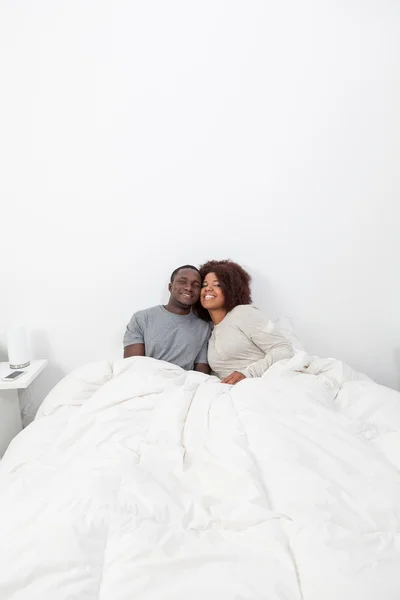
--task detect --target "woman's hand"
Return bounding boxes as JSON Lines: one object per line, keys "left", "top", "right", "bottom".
{"left": 221, "top": 371, "right": 246, "bottom": 385}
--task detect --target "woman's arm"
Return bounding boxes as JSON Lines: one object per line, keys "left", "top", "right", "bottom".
{"left": 237, "top": 306, "right": 294, "bottom": 378}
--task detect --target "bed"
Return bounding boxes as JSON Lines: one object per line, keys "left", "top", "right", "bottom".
{"left": 0, "top": 353, "right": 400, "bottom": 599}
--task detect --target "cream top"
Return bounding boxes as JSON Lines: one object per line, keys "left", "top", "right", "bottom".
{"left": 207, "top": 305, "right": 294, "bottom": 379}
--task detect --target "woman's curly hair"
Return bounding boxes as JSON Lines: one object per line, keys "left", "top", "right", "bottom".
{"left": 195, "top": 259, "right": 252, "bottom": 321}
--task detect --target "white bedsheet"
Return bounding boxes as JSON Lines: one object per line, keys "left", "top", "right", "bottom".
{"left": 1, "top": 354, "right": 400, "bottom": 600}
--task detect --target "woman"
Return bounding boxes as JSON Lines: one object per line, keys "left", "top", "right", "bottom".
{"left": 198, "top": 260, "right": 294, "bottom": 384}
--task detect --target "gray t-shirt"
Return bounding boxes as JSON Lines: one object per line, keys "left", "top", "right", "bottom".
{"left": 123, "top": 305, "right": 210, "bottom": 370}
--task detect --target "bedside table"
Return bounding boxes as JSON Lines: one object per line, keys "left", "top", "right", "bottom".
{"left": 0, "top": 360, "right": 48, "bottom": 457}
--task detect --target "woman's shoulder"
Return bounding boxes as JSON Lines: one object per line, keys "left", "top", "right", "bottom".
{"left": 229, "top": 304, "right": 262, "bottom": 321}
{"left": 229, "top": 305, "right": 274, "bottom": 335}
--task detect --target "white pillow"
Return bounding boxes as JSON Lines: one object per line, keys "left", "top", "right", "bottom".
{"left": 273, "top": 316, "right": 305, "bottom": 352}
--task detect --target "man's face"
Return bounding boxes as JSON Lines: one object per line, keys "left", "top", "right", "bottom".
{"left": 169, "top": 268, "right": 201, "bottom": 307}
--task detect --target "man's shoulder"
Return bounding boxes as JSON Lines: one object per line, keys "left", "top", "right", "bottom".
{"left": 130, "top": 305, "right": 162, "bottom": 321}
{"left": 190, "top": 313, "right": 211, "bottom": 332}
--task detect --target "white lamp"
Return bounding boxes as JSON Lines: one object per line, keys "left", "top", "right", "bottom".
{"left": 7, "top": 324, "right": 30, "bottom": 369}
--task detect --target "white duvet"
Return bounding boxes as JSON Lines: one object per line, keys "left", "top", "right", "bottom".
{"left": 1, "top": 354, "right": 400, "bottom": 600}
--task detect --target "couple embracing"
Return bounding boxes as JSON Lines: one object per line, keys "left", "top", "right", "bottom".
{"left": 123, "top": 260, "right": 293, "bottom": 384}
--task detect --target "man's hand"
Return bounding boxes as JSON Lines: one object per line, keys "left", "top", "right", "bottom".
{"left": 221, "top": 371, "right": 246, "bottom": 385}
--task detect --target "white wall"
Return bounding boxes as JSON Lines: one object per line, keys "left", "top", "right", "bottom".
{"left": 1, "top": 1, "right": 399, "bottom": 422}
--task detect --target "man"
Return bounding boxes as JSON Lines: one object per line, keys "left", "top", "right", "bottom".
{"left": 123, "top": 265, "right": 210, "bottom": 373}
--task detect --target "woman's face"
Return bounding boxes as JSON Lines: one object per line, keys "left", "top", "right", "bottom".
{"left": 200, "top": 272, "right": 225, "bottom": 310}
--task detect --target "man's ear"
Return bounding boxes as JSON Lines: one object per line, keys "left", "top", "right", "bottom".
{"left": 168, "top": 282, "right": 172, "bottom": 293}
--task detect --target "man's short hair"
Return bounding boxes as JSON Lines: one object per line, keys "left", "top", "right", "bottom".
{"left": 170, "top": 265, "right": 201, "bottom": 283}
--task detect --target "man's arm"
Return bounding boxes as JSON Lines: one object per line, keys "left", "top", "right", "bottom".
{"left": 194, "top": 363, "right": 210, "bottom": 374}
{"left": 124, "top": 343, "right": 145, "bottom": 359}
{"left": 123, "top": 312, "right": 145, "bottom": 359}
{"left": 193, "top": 334, "right": 210, "bottom": 374}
